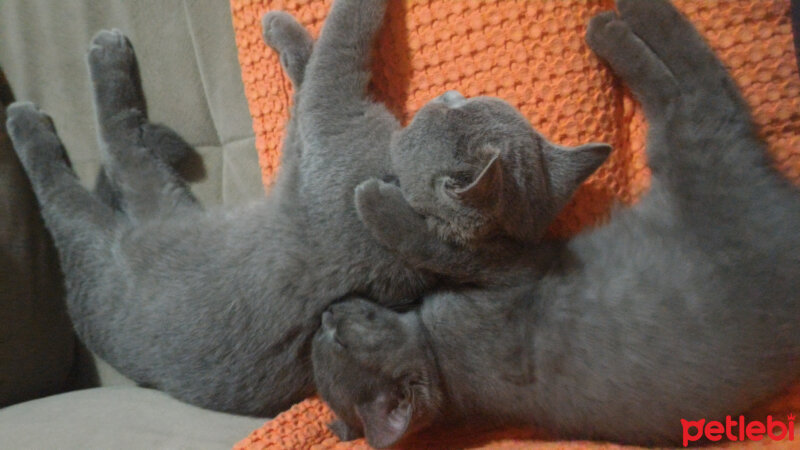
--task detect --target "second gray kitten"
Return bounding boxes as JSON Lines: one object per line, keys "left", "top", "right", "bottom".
{"left": 311, "top": 0, "right": 800, "bottom": 447}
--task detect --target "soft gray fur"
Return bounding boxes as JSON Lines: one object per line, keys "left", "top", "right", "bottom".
{"left": 4, "top": 0, "right": 605, "bottom": 416}
{"left": 311, "top": 0, "right": 800, "bottom": 447}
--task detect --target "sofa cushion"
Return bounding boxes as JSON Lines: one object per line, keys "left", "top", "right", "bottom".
{"left": 0, "top": 386, "right": 267, "bottom": 450}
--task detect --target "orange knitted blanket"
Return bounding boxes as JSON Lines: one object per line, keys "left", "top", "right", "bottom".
{"left": 230, "top": 0, "right": 800, "bottom": 448}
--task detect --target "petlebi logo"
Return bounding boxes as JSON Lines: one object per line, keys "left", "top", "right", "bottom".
{"left": 681, "top": 414, "right": 796, "bottom": 447}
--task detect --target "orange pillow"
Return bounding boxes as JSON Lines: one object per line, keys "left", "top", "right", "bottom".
{"left": 230, "top": 0, "right": 800, "bottom": 448}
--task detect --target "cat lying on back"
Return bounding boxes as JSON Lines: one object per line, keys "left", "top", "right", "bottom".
{"left": 5, "top": 0, "right": 608, "bottom": 416}
{"left": 311, "top": 0, "right": 800, "bottom": 447}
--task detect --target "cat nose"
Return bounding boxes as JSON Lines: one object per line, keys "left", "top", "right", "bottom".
{"left": 437, "top": 90, "right": 466, "bottom": 107}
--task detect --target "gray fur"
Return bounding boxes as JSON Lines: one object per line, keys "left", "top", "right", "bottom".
{"left": 3, "top": 0, "right": 599, "bottom": 416}
{"left": 311, "top": 0, "right": 800, "bottom": 447}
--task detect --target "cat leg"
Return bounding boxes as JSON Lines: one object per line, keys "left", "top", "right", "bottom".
{"left": 88, "top": 29, "right": 200, "bottom": 223}
{"left": 7, "top": 102, "right": 117, "bottom": 269}
{"left": 298, "top": 0, "right": 390, "bottom": 132}
{"left": 588, "top": 0, "right": 764, "bottom": 171}
{"left": 588, "top": 0, "right": 800, "bottom": 249}
{"left": 585, "top": 11, "right": 679, "bottom": 126}
{"left": 262, "top": 11, "right": 313, "bottom": 88}
{"left": 260, "top": 11, "right": 313, "bottom": 194}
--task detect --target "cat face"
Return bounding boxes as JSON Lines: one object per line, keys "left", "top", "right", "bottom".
{"left": 390, "top": 92, "right": 611, "bottom": 243}
{"left": 311, "top": 298, "right": 443, "bottom": 448}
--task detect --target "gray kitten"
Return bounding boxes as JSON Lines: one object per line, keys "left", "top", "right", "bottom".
{"left": 4, "top": 0, "right": 605, "bottom": 416}
{"left": 311, "top": 0, "right": 800, "bottom": 447}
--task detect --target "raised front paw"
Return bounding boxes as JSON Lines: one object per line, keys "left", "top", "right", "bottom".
{"left": 615, "top": 0, "right": 685, "bottom": 32}
{"left": 262, "top": 11, "right": 311, "bottom": 54}
{"left": 355, "top": 178, "right": 405, "bottom": 225}
{"left": 88, "top": 29, "right": 136, "bottom": 72}
{"left": 6, "top": 102, "right": 68, "bottom": 167}
{"left": 6, "top": 102, "right": 56, "bottom": 137}
{"left": 355, "top": 178, "right": 423, "bottom": 251}
{"left": 586, "top": 6, "right": 680, "bottom": 112}
{"left": 612, "top": 0, "right": 718, "bottom": 86}
{"left": 262, "top": 11, "right": 313, "bottom": 86}
{"left": 585, "top": 11, "right": 628, "bottom": 60}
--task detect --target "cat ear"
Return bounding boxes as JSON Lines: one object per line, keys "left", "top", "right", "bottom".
{"left": 449, "top": 150, "right": 503, "bottom": 208}
{"left": 543, "top": 142, "right": 611, "bottom": 208}
{"left": 355, "top": 392, "right": 413, "bottom": 448}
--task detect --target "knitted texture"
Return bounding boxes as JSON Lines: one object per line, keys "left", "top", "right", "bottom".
{"left": 230, "top": 0, "right": 800, "bottom": 448}
{"left": 233, "top": 394, "right": 800, "bottom": 450}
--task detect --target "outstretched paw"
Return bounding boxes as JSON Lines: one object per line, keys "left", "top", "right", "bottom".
{"left": 7, "top": 101, "right": 55, "bottom": 137}
{"left": 616, "top": 0, "right": 687, "bottom": 44}
{"left": 6, "top": 102, "right": 69, "bottom": 169}
{"left": 262, "top": 11, "right": 313, "bottom": 86}
{"left": 586, "top": 11, "right": 629, "bottom": 63}
{"left": 355, "top": 178, "right": 424, "bottom": 252}
{"left": 88, "top": 29, "right": 136, "bottom": 73}
{"left": 587, "top": 8, "right": 679, "bottom": 114}
{"left": 614, "top": 0, "right": 723, "bottom": 86}
{"left": 355, "top": 178, "right": 406, "bottom": 225}
{"left": 262, "top": 11, "right": 311, "bottom": 52}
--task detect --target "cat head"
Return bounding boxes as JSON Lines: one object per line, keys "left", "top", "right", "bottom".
{"left": 311, "top": 298, "right": 443, "bottom": 448}
{"left": 391, "top": 91, "right": 610, "bottom": 244}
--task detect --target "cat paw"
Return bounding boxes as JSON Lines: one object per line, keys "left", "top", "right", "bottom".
{"left": 356, "top": 178, "right": 427, "bottom": 252}
{"left": 6, "top": 102, "right": 68, "bottom": 167}
{"left": 585, "top": 11, "right": 629, "bottom": 60}
{"left": 616, "top": 0, "right": 681, "bottom": 29}
{"left": 88, "top": 29, "right": 135, "bottom": 72}
{"left": 355, "top": 178, "right": 405, "bottom": 222}
{"left": 614, "top": 0, "right": 705, "bottom": 69}
{"left": 262, "top": 11, "right": 312, "bottom": 85}
{"left": 588, "top": 1, "right": 684, "bottom": 108}
{"left": 262, "top": 11, "right": 308, "bottom": 51}
{"left": 6, "top": 102, "right": 55, "bottom": 137}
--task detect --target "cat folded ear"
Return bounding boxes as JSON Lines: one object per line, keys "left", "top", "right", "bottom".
{"left": 544, "top": 142, "right": 611, "bottom": 209}
{"left": 447, "top": 150, "right": 503, "bottom": 208}
{"left": 355, "top": 392, "right": 413, "bottom": 449}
